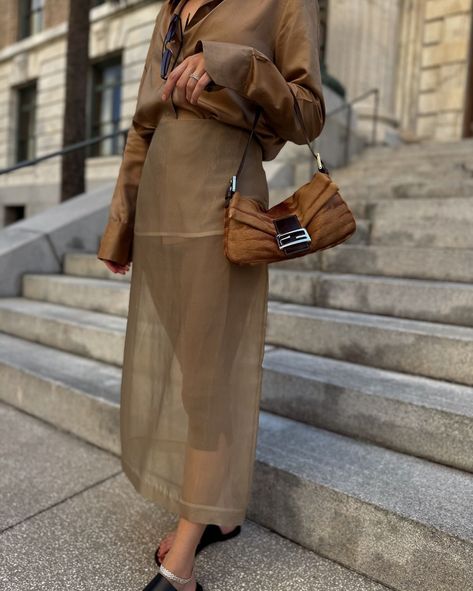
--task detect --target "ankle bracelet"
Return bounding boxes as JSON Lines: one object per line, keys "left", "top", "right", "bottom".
{"left": 159, "top": 563, "right": 193, "bottom": 585}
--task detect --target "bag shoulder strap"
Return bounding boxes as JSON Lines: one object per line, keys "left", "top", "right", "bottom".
{"left": 288, "top": 85, "right": 323, "bottom": 163}
{"left": 234, "top": 86, "right": 326, "bottom": 184}
{"left": 234, "top": 107, "right": 262, "bottom": 181}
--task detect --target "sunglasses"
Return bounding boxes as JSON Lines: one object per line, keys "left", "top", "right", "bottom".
{"left": 161, "top": 1, "right": 190, "bottom": 80}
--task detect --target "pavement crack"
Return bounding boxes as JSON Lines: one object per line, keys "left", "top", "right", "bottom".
{"left": 0, "top": 470, "right": 123, "bottom": 535}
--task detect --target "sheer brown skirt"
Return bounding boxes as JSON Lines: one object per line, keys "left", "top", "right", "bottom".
{"left": 119, "top": 112, "right": 269, "bottom": 526}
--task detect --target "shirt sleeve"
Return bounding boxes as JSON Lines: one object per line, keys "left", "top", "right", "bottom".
{"left": 96, "top": 17, "right": 160, "bottom": 266}
{"left": 194, "top": 0, "right": 326, "bottom": 145}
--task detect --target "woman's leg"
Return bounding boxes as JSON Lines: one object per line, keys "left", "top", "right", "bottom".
{"left": 160, "top": 517, "right": 206, "bottom": 590}
{"left": 158, "top": 440, "right": 240, "bottom": 564}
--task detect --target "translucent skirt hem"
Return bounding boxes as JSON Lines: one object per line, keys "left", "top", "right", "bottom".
{"left": 121, "top": 456, "right": 247, "bottom": 527}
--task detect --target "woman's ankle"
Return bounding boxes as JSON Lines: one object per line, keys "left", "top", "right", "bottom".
{"left": 161, "top": 547, "right": 196, "bottom": 580}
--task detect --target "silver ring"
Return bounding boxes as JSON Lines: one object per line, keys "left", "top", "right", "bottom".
{"left": 189, "top": 72, "right": 201, "bottom": 81}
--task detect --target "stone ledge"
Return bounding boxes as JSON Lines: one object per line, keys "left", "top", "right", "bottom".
{"left": 0, "top": 183, "right": 113, "bottom": 296}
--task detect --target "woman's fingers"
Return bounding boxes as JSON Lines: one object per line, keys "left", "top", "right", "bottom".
{"left": 189, "top": 72, "right": 211, "bottom": 104}
{"left": 185, "top": 68, "right": 200, "bottom": 103}
{"left": 175, "top": 62, "right": 198, "bottom": 105}
{"left": 161, "top": 58, "right": 189, "bottom": 101}
{"left": 162, "top": 53, "right": 209, "bottom": 104}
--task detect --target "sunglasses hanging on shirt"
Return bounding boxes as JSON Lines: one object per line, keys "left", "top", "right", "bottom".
{"left": 161, "top": 0, "right": 192, "bottom": 79}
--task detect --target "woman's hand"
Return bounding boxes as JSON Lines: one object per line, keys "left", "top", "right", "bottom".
{"left": 103, "top": 260, "right": 131, "bottom": 275}
{"left": 161, "top": 51, "right": 212, "bottom": 106}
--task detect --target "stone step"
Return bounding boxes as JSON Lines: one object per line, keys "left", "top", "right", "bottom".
{"left": 344, "top": 217, "right": 370, "bottom": 244}
{"left": 343, "top": 144, "right": 473, "bottom": 168}
{"left": 25, "top": 265, "right": 473, "bottom": 328}
{"left": 275, "top": 244, "right": 473, "bottom": 284}
{"left": 370, "top": 198, "right": 473, "bottom": 247}
{"left": 0, "top": 332, "right": 470, "bottom": 591}
{"left": 349, "top": 159, "right": 473, "bottom": 173}
{"left": 0, "top": 333, "right": 122, "bottom": 453}
{"left": 352, "top": 138, "right": 473, "bottom": 162}
{"left": 262, "top": 347, "right": 473, "bottom": 472}
{"left": 252, "top": 412, "right": 473, "bottom": 591}
{"left": 2, "top": 325, "right": 472, "bottom": 473}
{"left": 266, "top": 301, "right": 473, "bottom": 386}
{"left": 67, "top": 241, "right": 473, "bottom": 292}
{"left": 64, "top": 251, "right": 131, "bottom": 282}
{"left": 10, "top": 276, "right": 473, "bottom": 468}
{"left": 340, "top": 178, "right": 473, "bottom": 202}
{"left": 23, "top": 273, "right": 130, "bottom": 317}
{"left": 2, "top": 296, "right": 472, "bottom": 386}
{"left": 0, "top": 298, "right": 126, "bottom": 365}
{"left": 268, "top": 269, "right": 473, "bottom": 326}
{"left": 335, "top": 159, "right": 473, "bottom": 179}
{"left": 74, "top": 242, "right": 468, "bottom": 287}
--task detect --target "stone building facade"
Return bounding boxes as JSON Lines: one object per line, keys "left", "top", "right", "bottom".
{"left": 0, "top": 0, "right": 472, "bottom": 225}
{"left": 325, "top": 0, "right": 473, "bottom": 141}
{"left": 0, "top": 0, "right": 161, "bottom": 223}
{"left": 397, "top": 0, "right": 473, "bottom": 140}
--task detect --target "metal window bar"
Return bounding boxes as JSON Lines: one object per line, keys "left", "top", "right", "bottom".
{"left": 313, "top": 87, "right": 380, "bottom": 170}
{"left": 0, "top": 128, "right": 128, "bottom": 177}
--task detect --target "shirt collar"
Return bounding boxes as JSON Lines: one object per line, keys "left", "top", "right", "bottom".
{"left": 170, "top": 0, "right": 219, "bottom": 14}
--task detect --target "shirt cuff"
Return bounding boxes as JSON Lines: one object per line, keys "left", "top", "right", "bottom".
{"left": 96, "top": 218, "right": 134, "bottom": 266}
{"left": 195, "top": 39, "right": 254, "bottom": 94}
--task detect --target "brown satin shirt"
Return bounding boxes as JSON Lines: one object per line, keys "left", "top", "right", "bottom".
{"left": 97, "top": 0, "right": 326, "bottom": 265}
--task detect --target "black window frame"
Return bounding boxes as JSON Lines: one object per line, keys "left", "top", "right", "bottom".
{"left": 87, "top": 52, "right": 124, "bottom": 158}
{"left": 15, "top": 80, "right": 38, "bottom": 164}
{"left": 18, "top": 0, "right": 45, "bottom": 40}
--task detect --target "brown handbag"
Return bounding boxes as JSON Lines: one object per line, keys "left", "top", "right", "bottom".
{"left": 223, "top": 90, "right": 357, "bottom": 265}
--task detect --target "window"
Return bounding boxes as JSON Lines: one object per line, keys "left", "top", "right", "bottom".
{"left": 18, "top": 0, "right": 44, "bottom": 40}
{"left": 4, "top": 205, "right": 25, "bottom": 225}
{"left": 87, "top": 54, "right": 123, "bottom": 157}
{"left": 15, "top": 81, "right": 37, "bottom": 164}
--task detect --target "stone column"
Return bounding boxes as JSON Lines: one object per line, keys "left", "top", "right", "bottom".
{"left": 464, "top": 6, "right": 473, "bottom": 137}
{"left": 324, "top": 0, "right": 403, "bottom": 141}
{"left": 394, "top": 0, "right": 426, "bottom": 140}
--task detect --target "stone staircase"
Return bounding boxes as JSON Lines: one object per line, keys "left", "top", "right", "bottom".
{"left": 1, "top": 138, "right": 473, "bottom": 591}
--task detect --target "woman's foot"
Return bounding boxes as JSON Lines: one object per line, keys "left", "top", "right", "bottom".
{"left": 157, "top": 524, "right": 236, "bottom": 564}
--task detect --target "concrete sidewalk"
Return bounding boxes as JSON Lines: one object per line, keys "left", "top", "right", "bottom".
{"left": 0, "top": 401, "right": 389, "bottom": 591}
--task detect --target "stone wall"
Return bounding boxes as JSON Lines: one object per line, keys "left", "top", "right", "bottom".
{"left": 44, "top": 0, "right": 69, "bottom": 29}
{"left": 417, "top": 0, "right": 473, "bottom": 140}
{"left": 326, "top": 0, "right": 473, "bottom": 142}
{"left": 0, "top": 0, "right": 19, "bottom": 49}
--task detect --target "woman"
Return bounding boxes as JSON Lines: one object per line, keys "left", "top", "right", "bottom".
{"left": 96, "top": 0, "right": 325, "bottom": 589}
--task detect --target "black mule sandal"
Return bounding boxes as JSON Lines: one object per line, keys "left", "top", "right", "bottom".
{"left": 142, "top": 563, "right": 204, "bottom": 591}
{"left": 155, "top": 523, "right": 241, "bottom": 566}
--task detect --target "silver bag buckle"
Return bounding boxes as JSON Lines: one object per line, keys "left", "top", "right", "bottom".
{"left": 274, "top": 215, "right": 311, "bottom": 255}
